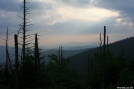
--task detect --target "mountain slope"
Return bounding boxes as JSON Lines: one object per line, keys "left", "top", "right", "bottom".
{"left": 0, "top": 45, "right": 91, "bottom": 64}
{"left": 69, "top": 36, "right": 134, "bottom": 78}
{"left": 42, "top": 48, "right": 89, "bottom": 63}
{"left": 0, "top": 46, "right": 15, "bottom": 64}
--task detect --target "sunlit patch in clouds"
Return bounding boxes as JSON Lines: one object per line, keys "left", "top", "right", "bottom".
{"left": 116, "top": 18, "right": 133, "bottom": 29}
{"left": 55, "top": 6, "right": 119, "bottom": 23}
{"left": 30, "top": 1, "right": 119, "bottom": 25}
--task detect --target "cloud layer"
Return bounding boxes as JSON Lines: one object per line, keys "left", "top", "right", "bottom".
{"left": 0, "top": 0, "right": 134, "bottom": 47}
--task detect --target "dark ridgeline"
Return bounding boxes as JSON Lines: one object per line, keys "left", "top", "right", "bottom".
{"left": 66, "top": 26, "right": 134, "bottom": 89}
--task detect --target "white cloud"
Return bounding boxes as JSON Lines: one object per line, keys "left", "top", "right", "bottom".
{"left": 30, "top": 2, "right": 119, "bottom": 25}
{"left": 116, "top": 18, "right": 133, "bottom": 29}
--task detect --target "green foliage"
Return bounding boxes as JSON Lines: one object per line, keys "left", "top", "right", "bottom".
{"left": 86, "top": 48, "right": 134, "bottom": 88}
{"left": 116, "top": 59, "right": 134, "bottom": 87}
{"left": 44, "top": 54, "right": 80, "bottom": 89}
{"left": 1, "top": 46, "right": 134, "bottom": 89}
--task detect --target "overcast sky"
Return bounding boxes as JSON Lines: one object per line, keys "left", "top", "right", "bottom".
{"left": 0, "top": 0, "right": 134, "bottom": 48}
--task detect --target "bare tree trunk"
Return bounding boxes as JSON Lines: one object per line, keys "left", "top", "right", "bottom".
{"left": 34, "top": 33, "right": 39, "bottom": 89}
{"left": 35, "top": 33, "right": 38, "bottom": 67}
{"left": 22, "top": 0, "right": 26, "bottom": 63}
{"left": 60, "top": 45, "right": 65, "bottom": 66}
{"left": 100, "top": 33, "right": 102, "bottom": 54}
{"left": 18, "top": 0, "right": 32, "bottom": 64}
{"left": 61, "top": 45, "right": 63, "bottom": 65}
{"left": 4, "top": 27, "right": 13, "bottom": 86}
{"left": 5, "top": 27, "right": 9, "bottom": 74}
{"left": 102, "top": 26, "right": 106, "bottom": 89}
{"left": 107, "top": 35, "right": 109, "bottom": 52}
{"left": 59, "top": 46, "right": 61, "bottom": 65}
{"left": 14, "top": 34, "right": 19, "bottom": 89}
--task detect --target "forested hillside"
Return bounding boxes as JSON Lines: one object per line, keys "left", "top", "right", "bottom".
{"left": 42, "top": 48, "right": 88, "bottom": 63}
{"left": 69, "top": 36, "right": 134, "bottom": 76}
{"left": 68, "top": 36, "right": 134, "bottom": 88}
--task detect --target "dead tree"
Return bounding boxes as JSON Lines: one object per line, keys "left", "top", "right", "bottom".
{"left": 107, "top": 35, "right": 109, "bottom": 52}
{"left": 34, "top": 33, "right": 39, "bottom": 89}
{"left": 61, "top": 45, "right": 63, "bottom": 65}
{"left": 58, "top": 45, "right": 65, "bottom": 73}
{"left": 59, "top": 46, "right": 61, "bottom": 65}
{"left": 58, "top": 45, "right": 64, "bottom": 66}
{"left": 34, "top": 33, "right": 40, "bottom": 68}
{"left": 4, "top": 27, "right": 13, "bottom": 73}
{"left": 17, "top": 0, "right": 33, "bottom": 64}
{"left": 100, "top": 33, "right": 102, "bottom": 54}
{"left": 102, "top": 26, "right": 106, "bottom": 89}
{"left": 14, "top": 34, "right": 19, "bottom": 89}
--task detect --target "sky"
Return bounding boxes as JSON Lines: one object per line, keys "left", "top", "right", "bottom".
{"left": 0, "top": 0, "right": 134, "bottom": 48}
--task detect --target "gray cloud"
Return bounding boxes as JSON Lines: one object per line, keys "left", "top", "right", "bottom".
{"left": 0, "top": 0, "right": 20, "bottom": 12}
{"left": 80, "top": 17, "right": 131, "bottom": 34}
{"left": 0, "top": 0, "right": 52, "bottom": 12}
{"left": 0, "top": 0, "right": 53, "bottom": 35}
{"left": 0, "top": 0, "right": 134, "bottom": 40}
{"left": 93, "top": 0, "right": 134, "bottom": 23}
{"left": 28, "top": 1, "right": 53, "bottom": 11}
{"left": 30, "top": 17, "right": 133, "bottom": 36}
{"left": 61, "top": 0, "right": 134, "bottom": 24}
{"left": 30, "top": 19, "right": 94, "bottom": 35}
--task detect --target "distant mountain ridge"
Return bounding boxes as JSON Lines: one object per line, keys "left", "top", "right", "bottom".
{"left": 40, "top": 41, "right": 98, "bottom": 50}
{"left": 0, "top": 46, "right": 14, "bottom": 64}
{"left": 0, "top": 44, "right": 94, "bottom": 64}
{"left": 1, "top": 36, "right": 134, "bottom": 67}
